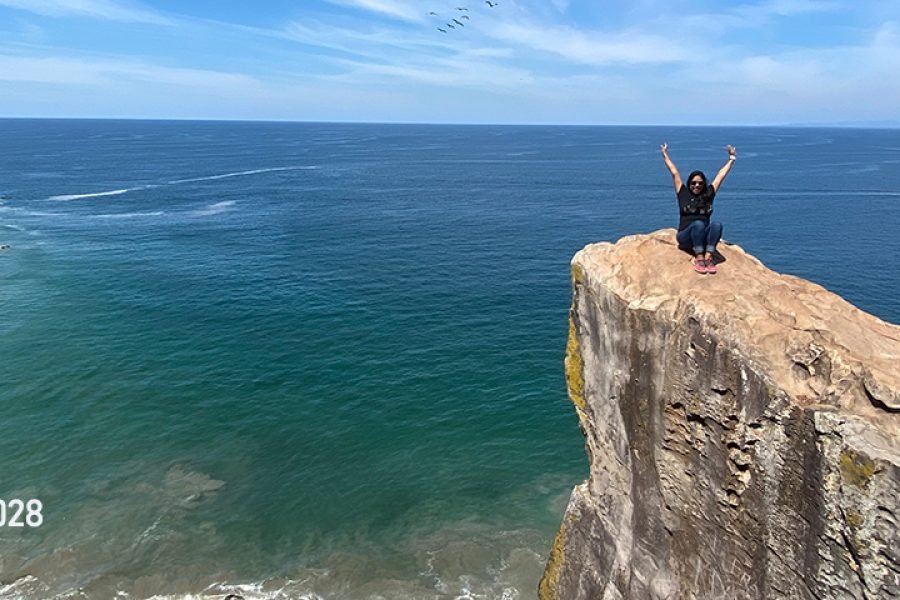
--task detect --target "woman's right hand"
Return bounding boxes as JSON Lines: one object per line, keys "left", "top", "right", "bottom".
{"left": 661, "top": 142, "right": 669, "bottom": 155}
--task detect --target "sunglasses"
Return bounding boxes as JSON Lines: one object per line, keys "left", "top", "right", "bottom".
{"left": 689, "top": 181, "right": 705, "bottom": 187}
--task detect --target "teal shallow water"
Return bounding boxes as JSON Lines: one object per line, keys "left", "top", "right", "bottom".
{"left": 1, "top": 121, "right": 899, "bottom": 598}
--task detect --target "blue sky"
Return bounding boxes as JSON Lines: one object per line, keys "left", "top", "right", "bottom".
{"left": 0, "top": 0, "right": 898, "bottom": 124}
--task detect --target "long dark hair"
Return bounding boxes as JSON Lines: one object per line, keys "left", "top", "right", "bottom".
{"left": 686, "top": 170, "right": 713, "bottom": 202}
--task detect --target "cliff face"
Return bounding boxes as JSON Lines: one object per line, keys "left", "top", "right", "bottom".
{"left": 541, "top": 230, "right": 899, "bottom": 600}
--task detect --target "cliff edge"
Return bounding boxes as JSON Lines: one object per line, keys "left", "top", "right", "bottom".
{"left": 540, "top": 230, "right": 899, "bottom": 600}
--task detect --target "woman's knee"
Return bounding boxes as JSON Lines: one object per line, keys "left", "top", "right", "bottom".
{"left": 683, "top": 220, "right": 705, "bottom": 241}
{"left": 687, "top": 220, "right": 706, "bottom": 232}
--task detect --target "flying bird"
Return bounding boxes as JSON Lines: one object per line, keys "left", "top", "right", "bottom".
{"left": 446, "top": 22, "right": 455, "bottom": 28}
{"left": 460, "top": 14, "right": 470, "bottom": 19}
{"left": 437, "top": 27, "right": 447, "bottom": 32}
{"left": 428, "top": 11, "right": 437, "bottom": 15}
{"left": 456, "top": 6, "right": 468, "bottom": 10}
{"left": 485, "top": 0, "right": 497, "bottom": 6}
{"left": 452, "top": 18, "right": 465, "bottom": 26}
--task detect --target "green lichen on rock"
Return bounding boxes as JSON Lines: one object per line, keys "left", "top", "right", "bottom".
{"left": 845, "top": 508, "right": 864, "bottom": 529}
{"left": 839, "top": 449, "right": 877, "bottom": 490}
{"left": 571, "top": 262, "right": 585, "bottom": 285}
{"left": 566, "top": 315, "right": 586, "bottom": 412}
{"left": 538, "top": 522, "right": 567, "bottom": 600}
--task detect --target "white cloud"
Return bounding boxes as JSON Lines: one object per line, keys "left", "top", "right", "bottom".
{"left": 660, "top": 18, "right": 900, "bottom": 121}
{"left": 0, "top": 53, "right": 257, "bottom": 87}
{"left": 322, "top": 0, "right": 424, "bottom": 23}
{"left": 329, "top": 53, "right": 533, "bottom": 88}
{"left": 0, "top": 0, "right": 173, "bottom": 25}
{"left": 637, "top": 0, "right": 843, "bottom": 39}
{"left": 743, "top": 0, "right": 843, "bottom": 18}
{"left": 872, "top": 19, "right": 899, "bottom": 48}
{"left": 488, "top": 22, "right": 696, "bottom": 65}
{"left": 281, "top": 20, "right": 451, "bottom": 57}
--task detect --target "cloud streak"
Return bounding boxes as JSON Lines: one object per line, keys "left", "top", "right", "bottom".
{"left": 322, "top": 0, "right": 424, "bottom": 23}
{"left": 0, "top": 53, "right": 256, "bottom": 87}
{"left": 0, "top": 0, "right": 172, "bottom": 25}
{"left": 488, "top": 22, "right": 696, "bottom": 65}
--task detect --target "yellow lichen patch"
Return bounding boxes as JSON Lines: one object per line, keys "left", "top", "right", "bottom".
{"left": 839, "top": 450, "right": 877, "bottom": 490}
{"left": 538, "top": 522, "right": 567, "bottom": 600}
{"left": 571, "top": 262, "right": 585, "bottom": 286}
{"left": 845, "top": 509, "right": 864, "bottom": 529}
{"left": 688, "top": 394, "right": 703, "bottom": 413}
{"left": 566, "top": 314, "right": 586, "bottom": 412}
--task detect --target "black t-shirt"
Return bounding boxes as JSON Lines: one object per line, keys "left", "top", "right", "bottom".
{"left": 677, "top": 184, "right": 716, "bottom": 231}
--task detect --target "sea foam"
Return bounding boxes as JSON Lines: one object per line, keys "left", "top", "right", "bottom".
{"left": 46, "top": 166, "right": 317, "bottom": 202}
{"left": 191, "top": 201, "right": 236, "bottom": 216}
{"left": 92, "top": 211, "right": 166, "bottom": 219}
{"left": 48, "top": 188, "right": 137, "bottom": 201}
{"left": 168, "top": 166, "right": 318, "bottom": 185}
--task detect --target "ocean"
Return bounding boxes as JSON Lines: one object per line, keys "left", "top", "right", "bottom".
{"left": 1, "top": 120, "right": 898, "bottom": 599}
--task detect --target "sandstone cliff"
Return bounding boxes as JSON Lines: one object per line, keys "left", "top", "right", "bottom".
{"left": 540, "top": 230, "right": 899, "bottom": 600}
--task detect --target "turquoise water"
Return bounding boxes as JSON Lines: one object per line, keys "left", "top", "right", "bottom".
{"left": 1, "top": 121, "right": 899, "bottom": 599}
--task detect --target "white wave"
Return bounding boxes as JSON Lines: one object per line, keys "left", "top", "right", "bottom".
{"left": 92, "top": 211, "right": 166, "bottom": 219}
{"left": 42, "top": 166, "right": 317, "bottom": 205}
{"left": 191, "top": 201, "right": 236, "bottom": 217}
{"left": 0, "top": 575, "right": 42, "bottom": 597}
{"left": 49, "top": 188, "right": 135, "bottom": 201}
{"left": 1, "top": 207, "right": 63, "bottom": 217}
{"left": 1, "top": 223, "right": 26, "bottom": 231}
{"left": 168, "top": 166, "right": 318, "bottom": 185}
{"left": 848, "top": 164, "right": 881, "bottom": 174}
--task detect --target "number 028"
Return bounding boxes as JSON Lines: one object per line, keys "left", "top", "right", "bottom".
{"left": 0, "top": 499, "right": 44, "bottom": 527}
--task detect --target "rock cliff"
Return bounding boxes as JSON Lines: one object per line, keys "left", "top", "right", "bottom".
{"left": 540, "top": 230, "right": 899, "bottom": 600}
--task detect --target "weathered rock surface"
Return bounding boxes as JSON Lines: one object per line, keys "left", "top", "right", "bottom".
{"left": 540, "top": 230, "right": 899, "bottom": 600}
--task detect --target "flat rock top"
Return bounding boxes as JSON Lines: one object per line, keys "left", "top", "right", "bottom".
{"left": 573, "top": 230, "right": 900, "bottom": 440}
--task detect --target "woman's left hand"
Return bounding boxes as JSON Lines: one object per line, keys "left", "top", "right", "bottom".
{"left": 726, "top": 144, "right": 737, "bottom": 158}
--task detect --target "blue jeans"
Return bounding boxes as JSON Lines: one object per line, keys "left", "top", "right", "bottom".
{"left": 677, "top": 220, "right": 722, "bottom": 256}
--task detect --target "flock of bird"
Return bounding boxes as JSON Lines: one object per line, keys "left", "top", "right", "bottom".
{"left": 429, "top": 2, "right": 499, "bottom": 34}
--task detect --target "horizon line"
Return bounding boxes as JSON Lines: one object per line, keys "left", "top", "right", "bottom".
{"left": 1, "top": 116, "right": 899, "bottom": 130}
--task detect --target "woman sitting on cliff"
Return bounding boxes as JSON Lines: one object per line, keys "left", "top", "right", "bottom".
{"left": 661, "top": 143, "right": 737, "bottom": 274}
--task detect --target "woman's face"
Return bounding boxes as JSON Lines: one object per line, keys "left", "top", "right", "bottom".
{"left": 688, "top": 176, "right": 705, "bottom": 193}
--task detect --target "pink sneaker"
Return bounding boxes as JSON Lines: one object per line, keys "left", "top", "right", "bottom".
{"left": 692, "top": 257, "right": 707, "bottom": 274}
{"left": 705, "top": 260, "right": 718, "bottom": 274}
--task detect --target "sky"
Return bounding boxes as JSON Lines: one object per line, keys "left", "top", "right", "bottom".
{"left": 0, "top": 0, "right": 899, "bottom": 124}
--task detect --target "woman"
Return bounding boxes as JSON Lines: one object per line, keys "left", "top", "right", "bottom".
{"left": 661, "top": 143, "right": 736, "bottom": 274}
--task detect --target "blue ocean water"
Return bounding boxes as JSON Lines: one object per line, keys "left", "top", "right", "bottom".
{"left": 0, "top": 120, "right": 898, "bottom": 599}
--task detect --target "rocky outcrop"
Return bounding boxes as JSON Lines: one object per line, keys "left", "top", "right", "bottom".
{"left": 540, "top": 230, "right": 899, "bottom": 600}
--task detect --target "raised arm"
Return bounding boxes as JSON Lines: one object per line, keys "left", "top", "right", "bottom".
{"left": 660, "top": 143, "right": 682, "bottom": 192}
{"left": 711, "top": 145, "right": 737, "bottom": 192}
